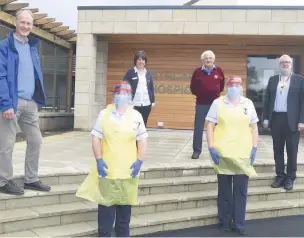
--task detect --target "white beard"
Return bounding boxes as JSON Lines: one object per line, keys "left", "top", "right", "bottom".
{"left": 280, "top": 68, "right": 291, "bottom": 76}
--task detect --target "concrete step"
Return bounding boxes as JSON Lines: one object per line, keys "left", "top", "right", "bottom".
{"left": 0, "top": 184, "right": 303, "bottom": 233}
{"left": 140, "top": 163, "right": 304, "bottom": 180}
{"left": 3, "top": 198, "right": 303, "bottom": 237}
{"left": 0, "top": 184, "right": 80, "bottom": 210}
{"left": 11, "top": 164, "right": 304, "bottom": 185}
{"left": 1, "top": 173, "right": 304, "bottom": 210}
{"left": 134, "top": 184, "right": 304, "bottom": 215}
{"left": 138, "top": 173, "right": 304, "bottom": 195}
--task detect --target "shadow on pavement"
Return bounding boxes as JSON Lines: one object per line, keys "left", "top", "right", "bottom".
{"left": 139, "top": 215, "right": 304, "bottom": 237}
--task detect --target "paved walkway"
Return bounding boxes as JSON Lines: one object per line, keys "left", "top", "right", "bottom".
{"left": 12, "top": 129, "right": 304, "bottom": 177}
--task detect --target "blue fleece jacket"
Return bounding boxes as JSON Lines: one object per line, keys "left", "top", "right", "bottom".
{"left": 0, "top": 30, "right": 46, "bottom": 112}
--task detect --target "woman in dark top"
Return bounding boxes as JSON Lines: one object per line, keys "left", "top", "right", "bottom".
{"left": 123, "top": 50, "right": 155, "bottom": 127}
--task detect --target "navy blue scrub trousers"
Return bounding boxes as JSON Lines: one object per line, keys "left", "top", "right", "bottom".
{"left": 217, "top": 174, "right": 249, "bottom": 230}
{"left": 98, "top": 204, "right": 132, "bottom": 237}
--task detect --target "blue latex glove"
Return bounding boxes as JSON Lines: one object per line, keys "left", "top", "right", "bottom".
{"left": 208, "top": 147, "right": 220, "bottom": 164}
{"left": 130, "top": 159, "right": 143, "bottom": 178}
{"left": 250, "top": 147, "right": 257, "bottom": 165}
{"left": 96, "top": 158, "right": 108, "bottom": 177}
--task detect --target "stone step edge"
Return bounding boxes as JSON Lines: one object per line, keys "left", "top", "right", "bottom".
{"left": 11, "top": 162, "right": 304, "bottom": 181}
{"left": 4, "top": 198, "right": 303, "bottom": 237}
{"left": 3, "top": 172, "right": 304, "bottom": 202}
{"left": 0, "top": 186, "right": 304, "bottom": 225}
{"left": 1, "top": 183, "right": 304, "bottom": 212}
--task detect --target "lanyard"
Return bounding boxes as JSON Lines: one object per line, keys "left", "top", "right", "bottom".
{"left": 278, "top": 73, "right": 291, "bottom": 94}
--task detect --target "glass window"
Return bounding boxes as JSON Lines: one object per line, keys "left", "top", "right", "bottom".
{"left": 38, "top": 38, "right": 70, "bottom": 112}
{"left": 0, "top": 23, "right": 12, "bottom": 40}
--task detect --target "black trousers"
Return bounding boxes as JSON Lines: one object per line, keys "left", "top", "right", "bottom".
{"left": 217, "top": 174, "right": 249, "bottom": 230}
{"left": 193, "top": 104, "right": 211, "bottom": 154}
{"left": 134, "top": 105, "right": 152, "bottom": 127}
{"left": 270, "top": 112, "right": 300, "bottom": 180}
{"left": 98, "top": 205, "right": 132, "bottom": 237}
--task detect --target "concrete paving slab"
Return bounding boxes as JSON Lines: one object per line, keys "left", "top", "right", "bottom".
{"left": 11, "top": 130, "right": 304, "bottom": 178}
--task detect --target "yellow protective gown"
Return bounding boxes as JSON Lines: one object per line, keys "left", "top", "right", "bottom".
{"left": 211, "top": 96, "right": 257, "bottom": 177}
{"left": 76, "top": 104, "right": 139, "bottom": 206}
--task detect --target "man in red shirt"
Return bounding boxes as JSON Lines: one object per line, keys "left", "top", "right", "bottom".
{"left": 190, "top": 50, "right": 225, "bottom": 159}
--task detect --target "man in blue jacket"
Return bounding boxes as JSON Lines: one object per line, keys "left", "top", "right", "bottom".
{"left": 0, "top": 10, "right": 51, "bottom": 195}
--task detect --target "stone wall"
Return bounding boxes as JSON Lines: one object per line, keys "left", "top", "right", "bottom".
{"left": 74, "top": 31, "right": 108, "bottom": 130}
{"left": 78, "top": 9, "right": 304, "bottom": 36}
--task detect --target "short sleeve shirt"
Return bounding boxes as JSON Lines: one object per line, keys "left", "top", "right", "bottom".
{"left": 91, "top": 107, "right": 148, "bottom": 141}
{"left": 206, "top": 96, "right": 259, "bottom": 125}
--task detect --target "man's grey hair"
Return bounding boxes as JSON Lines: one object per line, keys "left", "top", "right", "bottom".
{"left": 279, "top": 54, "right": 293, "bottom": 63}
{"left": 16, "top": 9, "right": 34, "bottom": 21}
{"left": 201, "top": 50, "right": 215, "bottom": 60}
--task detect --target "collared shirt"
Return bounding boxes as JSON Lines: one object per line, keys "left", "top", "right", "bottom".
{"left": 13, "top": 33, "right": 35, "bottom": 100}
{"left": 14, "top": 34, "right": 29, "bottom": 44}
{"left": 132, "top": 66, "right": 151, "bottom": 107}
{"left": 201, "top": 65, "right": 216, "bottom": 72}
{"left": 274, "top": 73, "right": 291, "bottom": 112}
{"left": 91, "top": 106, "right": 148, "bottom": 141}
{"left": 206, "top": 96, "right": 259, "bottom": 125}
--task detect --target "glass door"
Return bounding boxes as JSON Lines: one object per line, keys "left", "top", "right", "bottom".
{"left": 246, "top": 55, "right": 300, "bottom": 134}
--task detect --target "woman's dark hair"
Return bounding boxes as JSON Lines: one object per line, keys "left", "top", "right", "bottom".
{"left": 134, "top": 50, "right": 148, "bottom": 66}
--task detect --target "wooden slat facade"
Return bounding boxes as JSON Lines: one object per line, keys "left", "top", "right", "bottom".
{"left": 105, "top": 34, "right": 304, "bottom": 129}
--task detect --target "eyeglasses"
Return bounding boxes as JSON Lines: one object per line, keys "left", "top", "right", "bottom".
{"left": 280, "top": 61, "right": 292, "bottom": 64}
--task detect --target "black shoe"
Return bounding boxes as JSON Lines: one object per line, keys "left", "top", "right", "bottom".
{"left": 219, "top": 222, "right": 231, "bottom": 232}
{"left": 271, "top": 177, "right": 285, "bottom": 188}
{"left": 284, "top": 178, "right": 294, "bottom": 191}
{"left": 235, "top": 228, "right": 246, "bottom": 236}
{"left": 24, "top": 180, "right": 51, "bottom": 192}
{"left": 0, "top": 181, "right": 24, "bottom": 195}
{"left": 191, "top": 151, "right": 200, "bottom": 159}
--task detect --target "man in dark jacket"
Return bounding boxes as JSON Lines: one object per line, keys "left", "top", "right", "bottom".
{"left": 0, "top": 10, "right": 51, "bottom": 195}
{"left": 263, "top": 54, "right": 304, "bottom": 191}
{"left": 190, "top": 50, "right": 225, "bottom": 159}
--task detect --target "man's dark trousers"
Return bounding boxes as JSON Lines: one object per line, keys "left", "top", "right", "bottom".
{"left": 270, "top": 112, "right": 300, "bottom": 180}
{"left": 217, "top": 174, "right": 248, "bottom": 230}
{"left": 98, "top": 204, "right": 131, "bottom": 237}
{"left": 193, "top": 104, "right": 211, "bottom": 154}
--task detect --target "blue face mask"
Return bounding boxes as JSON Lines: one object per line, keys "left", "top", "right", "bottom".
{"left": 227, "top": 86, "right": 241, "bottom": 100}
{"left": 114, "top": 94, "right": 129, "bottom": 107}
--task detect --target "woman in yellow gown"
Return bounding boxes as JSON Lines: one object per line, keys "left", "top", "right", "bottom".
{"left": 205, "top": 75, "right": 259, "bottom": 235}
{"left": 76, "top": 82, "right": 148, "bottom": 237}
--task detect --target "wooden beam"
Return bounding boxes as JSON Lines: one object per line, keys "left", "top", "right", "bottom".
{"left": 26, "top": 8, "right": 38, "bottom": 13}
{"left": 0, "top": 11, "right": 71, "bottom": 49}
{"left": 41, "top": 22, "right": 62, "bottom": 30}
{"left": 61, "top": 33, "right": 77, "bottom": 39}
{"left": 0, "top": 0, "right": 16, "bottom": 6}
{"left": 66, "top": 49, "right": 73, "bottom": 112}
{"left": 2, "top": 3, "right": 29, "bottom": 11}
{"left": 183, "top": 0, "right": 200, "bottom": 6}
{"left": 55, "top": 29, "right": 75, "bottom": 36}
{"left": 34, "top": 17, "right": 55, "bottom": 25}
{"left": 67, "top": 37, "right": 77, "bottom": 42}
{"left": 33, "top": 13, "right": 47, "bottom": 20}
{"left": 50, "top": 26, "right": 69, "bottom": 33}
